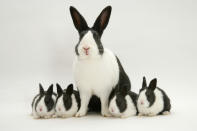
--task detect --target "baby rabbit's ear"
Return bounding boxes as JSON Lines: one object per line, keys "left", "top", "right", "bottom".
{"left": 92, "top": 6, "right": 112, "bottom": 36}
{"left": 56, "top": 83, "right": 63, "bottom": 96}
{"left": 39, "top": 83, "right": 44, "bottom": 95}
{"left": 66, "top": 84, "right": 73, "bottom": 95}
{"left": 142, "top": 76, "right": 147, "bottom": 89}
{"left": 46, "top": 84, "right": 53, "bottom": 96}
{"left": 149, "top": 78, "right": 157, "bottom": 91}
{"left": 70, "top": 6, "right": 88, "bottom": 33}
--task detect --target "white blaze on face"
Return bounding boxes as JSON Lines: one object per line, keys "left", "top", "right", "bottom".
{"left": 137, "top": 90, "right": 149, "bottom": 108}
{"left": 77, "top": 31, "right": 99, "bottom": 58}
{"left": 55, "top": 96, "right": 65, "bottom": 114}
{"left": 36, "top": 96, "right": 48, "bottom": 116}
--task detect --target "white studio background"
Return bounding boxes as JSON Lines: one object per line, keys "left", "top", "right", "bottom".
{"left": 0, "top": 0, "right": 197, "bottom": 131}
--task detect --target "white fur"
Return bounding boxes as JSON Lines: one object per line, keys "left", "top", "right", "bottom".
{"left": 73, "top": 31, "right": 119, "bottom": 117}
{"left": 137, "top": 89, "right": 164, "bottom": 116}
{"left": 77, "top": 31, "right": 101, "bottom": 60}
{"left": 55, "top": 94, "right": 78, "bottom": 118}
{"left": 109, "top": 95, "right": 137, "bottom": 118}
{"left": 32, "top": 94, "right": 56, "bottom": 119}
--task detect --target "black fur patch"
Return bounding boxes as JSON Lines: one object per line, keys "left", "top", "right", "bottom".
{"left": 88, "top": 95, "right": 101, "bottom": 112}
{"left": 145, "top": 89, "right": 156, "bottom": 107}
{"left": 91, "top": 30, "right": 104, "bottom": 55}
{"left": 45, "top": 94, "right": 56, "bottom": 112}
{"left": 63, "top": 94, "right": 72, "bottom": 110}
{"left": 115, "top": 93, "right": 127, "bottom": 113}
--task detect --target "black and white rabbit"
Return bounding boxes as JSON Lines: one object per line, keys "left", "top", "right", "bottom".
{"left": 31, "top": 84, "right": 57, "bottom": 119}
{"left": 70, "top": 6, "right": 131, "bottom": 117}
{"left": 55, "top": 83, "right": 80, "bottom": 118}
{"left": 108, "top": 87, "right": 138, "bottom": 118}
{"left": 137, "top": 77, "right": 171, "bottom": 116}
{"left": 55, "top": 83, "right": 101, "bottom": 118}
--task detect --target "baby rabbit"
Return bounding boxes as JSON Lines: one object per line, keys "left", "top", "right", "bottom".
{"left": 108, "top": 87, "right": 138, "bottom": 118}
{"left": 31, "top": 84, "right": 57, "bottom": 119}
{"left": 55, "top": 84, "right": 80, "bottom": 118}
{"left": 137, "top": 77, "right": 171, "bottom": 116}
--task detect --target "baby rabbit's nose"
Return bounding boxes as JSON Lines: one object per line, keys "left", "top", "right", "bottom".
{"left": 83, "top": 47, "right": 90, "bottom": 50}
{"left": 110, "top": 108, "right": 114, "bottom": 113}
{"left": 140, "top": 101, "right": 144, "bottom": 105}
{"left": 39, "top": 107, "right": 42, "bottom": 112}
{"left": 58, "top": 107, "right": 61, "bottom": 111}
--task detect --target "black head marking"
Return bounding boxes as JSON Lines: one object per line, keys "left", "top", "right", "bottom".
{"left": 145, "top": 89, "right": 155, "bottom": 107}
{"left": 45, "top": 84, "right": 55, "bottom": 111}
{"left": 115, "top": 93, "right": 127, "bottom": 113}
{"left": 92, "top": 6, "right": 112, "bottom": 36}
{"left": 70, "top": 6, "right": 89, "bottom": 33}
{"left": 91, "top": 30, "right": 104, "bottom": 54}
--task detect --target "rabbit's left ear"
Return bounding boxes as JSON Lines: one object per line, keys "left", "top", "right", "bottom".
{"left": 39, "top": 83, "right": 44, "bottom": 95}
{"left": 149, "top": 78, "right": 157, "bottom": 91}
{"left": 142, "top": 77, "right": 147, "bottom": 89}
{"left": 46, "top": 84, "right": 53, "bottom": 96}
{"left": 92, "top": 6, "right": 112, "bottom": 36}
{"left": 66, "top": 84, "right": 73, "bottom": 95}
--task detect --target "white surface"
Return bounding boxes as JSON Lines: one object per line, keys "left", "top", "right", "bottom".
{"left": 0, "top": 0, "right": 197, "bottom": 131}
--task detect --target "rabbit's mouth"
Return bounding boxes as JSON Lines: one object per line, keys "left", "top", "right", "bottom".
{"left": 83, "top": 47, "right": 90, "bottom": 55}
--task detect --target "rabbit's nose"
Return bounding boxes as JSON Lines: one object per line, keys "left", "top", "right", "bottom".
{"left": 58, "top": 107, "right": 61, "bottom": 111}
{"left": 83, "top": 47, "right": 90, "bottom": 55}
{"left": 83, "top": 47, "right": 90, "bottom": 50}
{"left": 140, "top": 101, "right": 144, "bottom": 105}
{"left": 39, "top": 107, "right": 42, "bottom": 112}
{"left": 110, "top": 108, "right": 114, "bottom": 113}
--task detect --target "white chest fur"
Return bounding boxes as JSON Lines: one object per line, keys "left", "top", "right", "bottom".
{"left": 73, "top": 48, "right": 119, "bottom": 96}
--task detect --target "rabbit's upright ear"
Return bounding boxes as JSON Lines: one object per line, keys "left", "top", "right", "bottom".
{"left": 39, "top": 83, "right": 44, "bottom": 95}
{"left": 92, "top": 6, "right": 112, "bottom": 36}
{"left": 66, "top": 84, "right": 73, "bottom": 95}
{"left": 149, "top": 78, "right": 157, "bottom": 91}
{"left": 142, "top": 77, "right": 147, "bottom": 89}
{"left": 70, "top": 6, "right": 89, "bottom": 33}
{"left": 46, "top": 84, "right": 53, "bottom": 96}
{"left": 56, "top": 83, "right": 63, "bottom": 96}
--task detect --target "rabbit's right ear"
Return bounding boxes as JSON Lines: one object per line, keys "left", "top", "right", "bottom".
{"left": 142, "top": 76, "right": 147, "bottom": 89}
{"left": 56, "top": 83, "right": 63, "bottom": 96}
{"left": 70, "top": 6, "right": 89, "bottom": 33}
{"left": 39, "top": 83, "right": 44, "bottom": 95}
